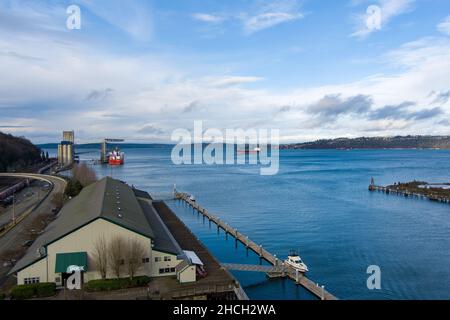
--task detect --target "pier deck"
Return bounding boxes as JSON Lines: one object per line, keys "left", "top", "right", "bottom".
{"left": 152, "top": 200, "right": 248, "bottom": 300}
{"left": 175, "top": 192, "right": 337, "bottom": 301}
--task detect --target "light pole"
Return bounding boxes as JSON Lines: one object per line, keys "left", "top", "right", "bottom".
{"left": 12, "top": 192, "right": 16, "bottom": 225}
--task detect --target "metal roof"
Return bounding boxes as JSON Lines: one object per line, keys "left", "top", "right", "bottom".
{"left": 184, "top": 250, "right": 204, "bottom": 266}
{"left": 139, "top": 199, "right": 183, "bottom": 256}
{"left": 9, "top": 177, "right": 170, "bottom": 274}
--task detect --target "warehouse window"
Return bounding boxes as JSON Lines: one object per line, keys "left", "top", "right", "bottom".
{"left": 164, "top": 256, "right": 171, "bottom": 262}
{"left": 24, "top": 277, "right": 40, "bottom": 285}
{"left": 159, "top": 268, "right": 165, "bottom": 274}
{"left": 155, "top": 257, "right": 161, "bottom": 262}
{"left": 170, "top": 268, "right": 176, "bottom": 273}
{"left": 142, "top": 258, "right": 150, "bottom": 263}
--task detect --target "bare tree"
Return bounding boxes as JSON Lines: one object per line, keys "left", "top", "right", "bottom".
{"left": 0, "top": 248, "right": 21, "bottom": 267}
{"left": 125, "top": 238, "right": 146, "bottom": 280}
{"left": 50, "top": 192, "right": 64, "bottom": 210}
{"left": 27, "top": 213, "right": 54, "bottom": 234}
{"left": 72, "top": 163, "right": 97, "bottom": 187}
{"left": 108, "top": 236, "right": 125, "bottom": 279}
{"left": 92, "top": 235, "right": 108, "bottom": 280}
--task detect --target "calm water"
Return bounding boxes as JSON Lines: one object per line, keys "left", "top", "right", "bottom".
{"left": 47, "top": 146, "right": 450, "bottom": 300}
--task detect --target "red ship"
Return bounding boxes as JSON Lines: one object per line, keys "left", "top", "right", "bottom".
{"left": 108, "top": 147, "right": 125, "bottom": 165}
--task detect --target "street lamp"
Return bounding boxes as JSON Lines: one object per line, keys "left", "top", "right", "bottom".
{"left": 12, "top": 192, "right": 16, "bottom": 225}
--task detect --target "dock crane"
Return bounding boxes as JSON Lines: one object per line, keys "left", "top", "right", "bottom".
{"left": 100, "top": 138, "right": 125, "bottom": 163}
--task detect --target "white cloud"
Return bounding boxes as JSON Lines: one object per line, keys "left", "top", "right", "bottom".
{"left": 243, "top": 12, "right": 303, "bottom": 34}
{"left": 79, "top": 0, "right": 153, "bottom": 42}
{"left": 208, "top": 76, "right": 264, "bottom": 87}
{"left": 437, "top": 16, "right": 450, "bottom": 36}
{"left": 242, "top": 0, "right": 304, "bottom": 34}
{"left": 1, "top": 1, "right": 450, "bottom": 143}
{"left": 192, "top": 13, "right": 225, "bottom": 24}
{"left": 192, "top": 0, "right": 304, "bottom": 35}
{"left": 2, "top": 35, "right": 450, "bottom": 143}
{"left": 351, "top": 0, "right": 415, "bottom": 38}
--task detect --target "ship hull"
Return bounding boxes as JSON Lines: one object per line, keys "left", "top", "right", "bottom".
{"left": 108, "top": 158, "right": 124, "bottom": 165}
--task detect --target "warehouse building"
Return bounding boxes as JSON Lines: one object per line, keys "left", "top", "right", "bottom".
{"left": 9, "top": 177, "right": 197, "bottom": 286}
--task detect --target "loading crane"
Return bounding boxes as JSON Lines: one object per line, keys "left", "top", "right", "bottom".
{"left": 100, "top": 138, "right": 125, "bottom": 163}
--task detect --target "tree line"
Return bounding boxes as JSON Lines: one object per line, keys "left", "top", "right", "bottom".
{"left": 281, "top": 136, "right": 450, "bottom": 150}
{"left": 0, "top": 132, "right": 42, "bottom": 172}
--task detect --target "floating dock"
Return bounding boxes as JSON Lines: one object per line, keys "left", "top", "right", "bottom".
{"left": 174, "top": 192, "right": 338, "bottom": 301}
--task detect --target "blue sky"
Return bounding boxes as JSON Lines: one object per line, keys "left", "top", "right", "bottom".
{"left": 1, "top": 0, "right": 450, "bottom": 143}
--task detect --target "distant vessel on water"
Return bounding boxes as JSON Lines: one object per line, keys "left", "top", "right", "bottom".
{"left": 108, "top": 147, "right": 125, "bottom": 165}
{"left": 237, "top": 146, "right": 261, "bottom": 154}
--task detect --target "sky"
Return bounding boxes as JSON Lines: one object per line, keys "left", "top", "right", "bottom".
{"left": 1, "top": 0, "right": 450, "bottom": 143}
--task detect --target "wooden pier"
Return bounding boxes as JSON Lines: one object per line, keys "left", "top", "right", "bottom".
{"left": 369, "top": 184, "right": 450, "bottom": 205}
{"left": 175, "top": 192, "right": 338, "bottom": 301}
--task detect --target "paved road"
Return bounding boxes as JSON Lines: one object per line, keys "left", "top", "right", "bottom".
{"left": 0, "top": 184, "right": 44, "bottom": 228}
{"left": 0, "top": 174, "right": 67, "bottom": 290}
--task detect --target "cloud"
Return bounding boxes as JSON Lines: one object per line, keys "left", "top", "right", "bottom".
{"left": 275, "top": 105, "right": 292, "bottom": 115}
{"left": 368, "top": 101, "right": 414, "bottom": 120}
{"left": 192, "top": 13, "right": 225, "bottom": 24}
{"left": 182, "top": 100, "right": 204, "bottom": 113}
{"left": 438, "top": 119, "right": 450, "bottom": 126}
{"left": 432, "top": 90, "right": 450, "bottom": 104}
{"left": 0, "top": 0, "right": 67, "bottom": 36}
{"left": 369, "top": 102, "right": 443, "bottom": 120}
{"left": 210, "top": 76, "right": 264, "bottom": 87}
{"left": 193, "top": 0, "right": 304, "bottom": 35}
{"left": 85, "top": 88, "right": 114, "bottom": 101}
{"left": 437, "top": 16, "right": 450, "bottom": 36}
{"left": 1, "top": 1, "right": 449, "bottom": 143}
{"left": 306, "top": 94, "right": 373, "bottom": 122}
{"left": 243, "top": 12, "right": 303, "bottom": 34}
{"left": 411, "top": 107, "right": 443, "bottom": 120}
{"left": 0, "top": 125, "right": 28, "bottom": 128}
{"left": 0, "top": 51, "right": 43, "bottom": 61}
{"left": 242, "top": 0, "right": 304, "bottom": 34}
{"left": 136, "top": 124, "right": 165, "bottom": 135}
{"left": 79, "top": 0, "right": 153, "bottom": 42}
{"left": 351, "top": 0, "right": 415, "bottom": 38}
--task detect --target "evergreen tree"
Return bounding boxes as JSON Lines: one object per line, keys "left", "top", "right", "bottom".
{"left": 65, "top": 179, "right": 83, "bottom": 197}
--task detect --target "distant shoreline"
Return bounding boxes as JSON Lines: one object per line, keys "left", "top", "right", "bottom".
{"left": 280, "top": 135, "right": 450, "bottom": 150}
{"left": 37, "top": 135, "right": 450, "bottom": 150}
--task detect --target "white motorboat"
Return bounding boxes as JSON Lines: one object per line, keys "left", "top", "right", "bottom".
{"left": 285, "top": 251, "right": 309, "bottom": 273}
